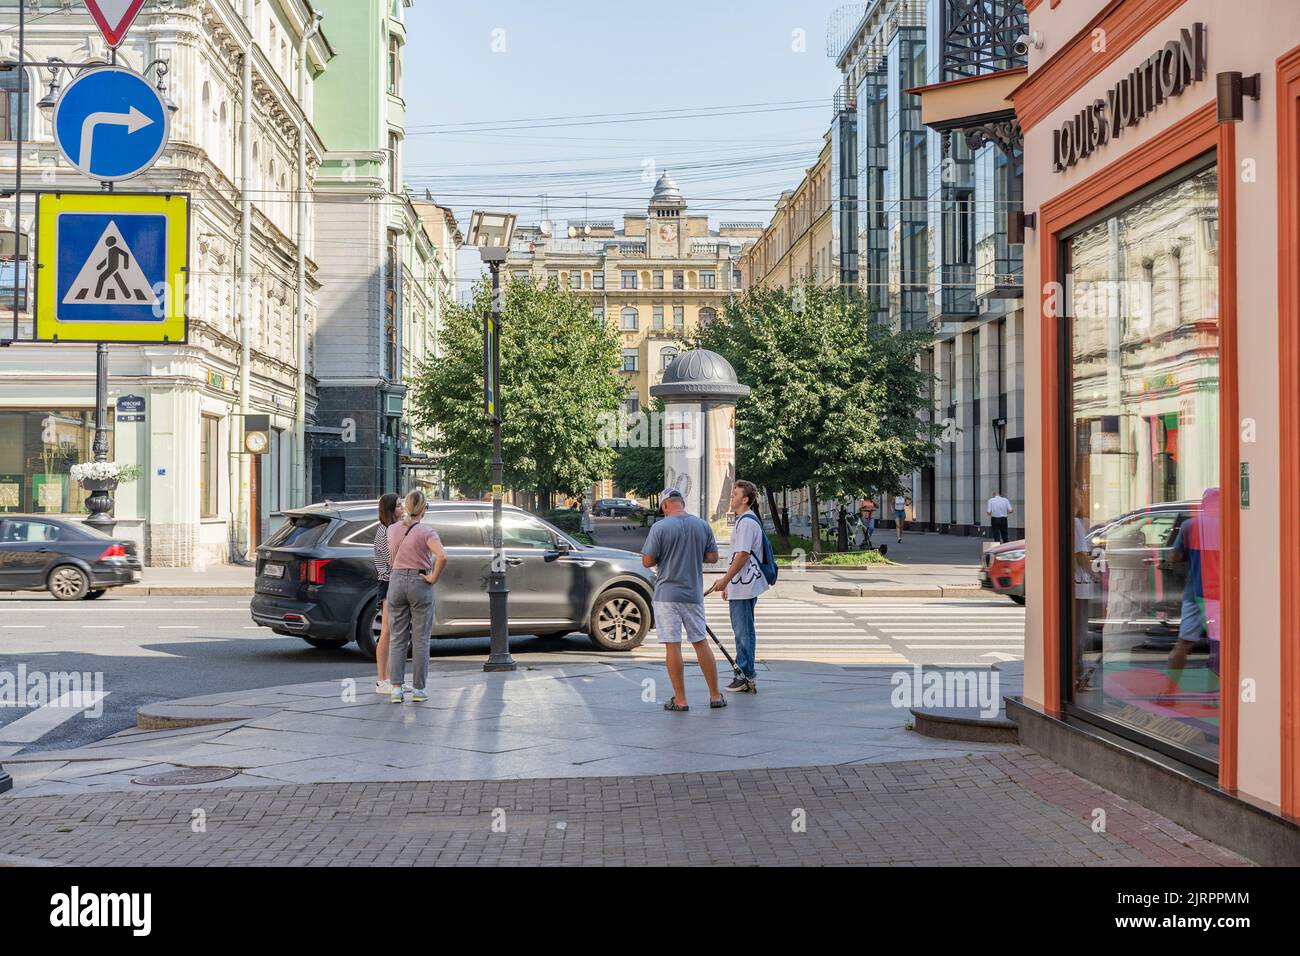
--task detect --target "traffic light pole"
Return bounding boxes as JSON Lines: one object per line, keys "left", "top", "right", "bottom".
{"left": 482, "top": 257, "right": 515, "bottom": 672}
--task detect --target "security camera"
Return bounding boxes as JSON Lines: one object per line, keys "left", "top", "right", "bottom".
{"left": 1014, "top": 32, "right": 1044, "bottom": 56}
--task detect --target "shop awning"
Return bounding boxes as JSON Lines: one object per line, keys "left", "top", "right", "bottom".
{"left": 907, "top": 66, "right": 1025, "bottom": 136}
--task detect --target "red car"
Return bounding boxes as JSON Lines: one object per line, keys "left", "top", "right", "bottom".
{"left": 982, "top": 539, "right": 1026, "bottom": 605}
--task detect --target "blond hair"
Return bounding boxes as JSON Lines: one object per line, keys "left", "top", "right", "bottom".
{"left": 401, "top": 489, "right": 428, "bottom": 525}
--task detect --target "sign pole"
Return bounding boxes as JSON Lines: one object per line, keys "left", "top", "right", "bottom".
{"left": 6, "top": 0, "right": 26, "bottom": 347}
{"left": 0, "top": 0, "right": 23, "bottom": 800}
{"left": 482, "top": 256, "right": 514, "bottom": 673}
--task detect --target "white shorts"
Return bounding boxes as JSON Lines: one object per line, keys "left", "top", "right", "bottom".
{"left": 654, "top": 601, "right": 707, "bottom": 644}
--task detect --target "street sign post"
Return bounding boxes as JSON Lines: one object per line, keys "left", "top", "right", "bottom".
{"left": 53, "top": 66, "right": 169, "bottom": 182}
{"left": 82, "top": 0, "right": 149, "bottom": 49}
{"left": 35, "top": 191, "right": 189, "bottom": 343}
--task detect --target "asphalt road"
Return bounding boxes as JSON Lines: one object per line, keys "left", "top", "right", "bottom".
{"left": 0, "top": 591, "right": 1024, "bottom": 756}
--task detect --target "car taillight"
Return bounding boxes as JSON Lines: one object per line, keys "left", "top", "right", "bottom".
{"left": 301, "top": 558, "right": 331, "bottom": 585}
{"left": 97, "top": 544, "right": 126, "bottom": 560}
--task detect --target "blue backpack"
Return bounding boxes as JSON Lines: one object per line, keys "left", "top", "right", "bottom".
{"left": 741, "top": 511, "right": 779, "bottom": 586}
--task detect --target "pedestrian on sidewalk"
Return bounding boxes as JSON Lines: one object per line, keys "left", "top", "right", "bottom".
{"left": 641, "top": 486, "right": 726, "bottom": 711}
{"left": 893, "top": 492, "right": 908, "bottom": 543}
{"left": 385, "top": 490, "right": 447, "bottom": 704}
{"left": 373, "top": 493, "right": 401, "bottom": 695}
{"left": 986, "top": 489, "right": 1013, "bottom": 544}
{"left": 859, "top": 498, "right": 876, "bottom": 548}
{"left": 709, "top": 479, "right": 768, "bottom": 693}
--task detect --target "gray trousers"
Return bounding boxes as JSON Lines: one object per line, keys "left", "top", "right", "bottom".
{"left": 387, "top": 569, "right": 435, "bottom": 690}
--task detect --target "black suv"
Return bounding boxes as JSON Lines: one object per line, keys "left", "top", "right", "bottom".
{"left": 250, "top": 499, "right": 654, "bottom": 657}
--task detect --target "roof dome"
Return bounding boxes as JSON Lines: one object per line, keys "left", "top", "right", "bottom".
{"left": 650, "top": 348, "right": 750, "bottom": 402}
{"left": 651, "top": 171, "right": 684, "bottom": 204}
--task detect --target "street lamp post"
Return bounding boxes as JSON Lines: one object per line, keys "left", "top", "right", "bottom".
{"left": 468, "top": 211, "right": 517, "bottom": 673}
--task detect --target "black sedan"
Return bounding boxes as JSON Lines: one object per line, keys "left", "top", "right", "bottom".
{"left": 0, "top": 515, "right": 142, "bottom": 600}
{"left": 595, "top": 498, "right": 645, "bottom": 517}
{"left": 250, "top": 499, "right": 656, "bottom": 657}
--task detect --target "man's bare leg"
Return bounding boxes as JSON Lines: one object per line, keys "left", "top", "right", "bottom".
{"left": 665, "top": 643, "right": 688, "bottom": 707}
{"left": 690, "top": 639, "right": 721, "bottom": 702}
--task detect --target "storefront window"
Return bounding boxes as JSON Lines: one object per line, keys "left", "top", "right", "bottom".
{"left": 1065, "top": 162, "right": 1220, "bottom": 765}
{"left": 0, "top": 409, "right": 114, "bottom": 514}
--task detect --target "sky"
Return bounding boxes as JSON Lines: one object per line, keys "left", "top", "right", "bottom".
{"left": 401, "top": 0, "right": 858, "bottom": 296}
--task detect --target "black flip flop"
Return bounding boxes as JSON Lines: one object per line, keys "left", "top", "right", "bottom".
{"left": 663, "top": 699, "right": 688, "bottom": 712}
{"left": 710, "top": 696, "right": 727, "bottom": 709}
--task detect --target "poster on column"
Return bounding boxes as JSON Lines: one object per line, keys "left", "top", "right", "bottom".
{"left": 663, "top": 403, "right": 701, "bottom": 518}
{"left": 705, "top": 404, "right": 737, "bottom": 537}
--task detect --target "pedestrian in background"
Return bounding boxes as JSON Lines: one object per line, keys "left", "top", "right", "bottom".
{"left": 373, "top": 492, "right": 400, "bottom": 695}
{"left": 986, "top": 489, "right": 1013, "bottom": 544}
{"left": 641, "top": 486, "right": 725, "bottom": 711}
{"left": 893, "top": 492, "right": 908, "bottom": 543}
{"left": 385, "top": 490, "right": 447, "bottom": 704}
{"left": 860, "top": 499, "right": 876, "bottom": 547}
{"left": 709, "top": 479, "right": 768, "bottom": 693}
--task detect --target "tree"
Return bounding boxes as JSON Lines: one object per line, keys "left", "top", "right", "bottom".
{"left": 692, "top": 281, "right": 938, "bottom": 558}
{"left": 407, "top": 277, "right": 624, "bottom": 504}
{"left": 611, "top": 398, "right": 666, "bottom": 500}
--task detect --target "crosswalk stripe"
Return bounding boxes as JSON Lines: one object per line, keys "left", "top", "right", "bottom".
{"left": 902, "top": 644, "right": 1025, "bottom": 650}
{"left": 0, "top": 690, "right": 108, "bottom": 744}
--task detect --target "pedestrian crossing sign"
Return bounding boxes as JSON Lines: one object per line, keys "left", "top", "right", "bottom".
{"left": 35, "top": 191, "right": 188, "bottom": 343}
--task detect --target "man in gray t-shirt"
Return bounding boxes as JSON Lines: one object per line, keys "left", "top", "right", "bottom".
{"left": 641, "top": 487, "right": 724, "bottom": 711}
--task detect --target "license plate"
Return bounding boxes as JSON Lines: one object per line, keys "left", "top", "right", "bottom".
{"left": 263, "top": 564, "right": 284, "bottom": 579}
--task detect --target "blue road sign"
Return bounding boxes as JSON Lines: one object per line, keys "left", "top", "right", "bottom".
{"left": 53, "top": 66, "right": 169, "bottom": 182}
{"left": 55, "top": 211, "right": 166, "bottom": 323}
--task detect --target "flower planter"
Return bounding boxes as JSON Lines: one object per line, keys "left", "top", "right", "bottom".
{"left": 81, "top": 478, "right": 119, "bottom": 535}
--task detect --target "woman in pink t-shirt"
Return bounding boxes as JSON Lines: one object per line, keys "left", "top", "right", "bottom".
{"left": 384, "top": 490, "right": 447, "bottom": 703}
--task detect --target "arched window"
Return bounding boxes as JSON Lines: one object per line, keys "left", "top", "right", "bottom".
{"left": 620, "top": 307, "right": 639, "bottom": 331}
{"left": 699, "top": 307, "right": 716, "bottom": 328}
{"left": 660, "top": 346, "right": 678, "bottom": 371}
{"left": 1, "top": 70, "right": 32, "bottom": 141}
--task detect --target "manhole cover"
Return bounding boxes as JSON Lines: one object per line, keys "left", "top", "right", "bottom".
{"left": 131, "top": 767, "right": 239, "bottom": 787}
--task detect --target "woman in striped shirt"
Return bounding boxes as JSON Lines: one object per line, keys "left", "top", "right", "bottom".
{"left": 373, "top": 493, "right": 401, "bottom": 694}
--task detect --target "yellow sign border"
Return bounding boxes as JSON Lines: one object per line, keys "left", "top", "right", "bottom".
{"left": 35, "top": 191, "right": 189, "bottom": 344}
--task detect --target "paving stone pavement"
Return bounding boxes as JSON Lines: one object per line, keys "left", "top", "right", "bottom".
{"left": 0, "top": 751, "right": 1251, "bottom": 866}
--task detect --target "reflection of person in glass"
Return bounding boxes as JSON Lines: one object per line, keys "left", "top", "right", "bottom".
{"left": 1072, "top": 486, "right": 1097, "bottom": 691}
{"left": 1164, "top": 487, "right": 1221, "bottom": 695}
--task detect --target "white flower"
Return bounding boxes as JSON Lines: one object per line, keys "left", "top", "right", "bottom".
{"left": 70, "top": 461, "right": 123, "bottom": 483}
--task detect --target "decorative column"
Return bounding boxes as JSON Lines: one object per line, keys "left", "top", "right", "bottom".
{"left": 650, "top": 348, "right": 750, "bottom": 543}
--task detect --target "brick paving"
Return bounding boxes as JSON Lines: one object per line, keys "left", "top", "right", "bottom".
{"left": 0, "top": 750, "right": 1250, "bottom": 866}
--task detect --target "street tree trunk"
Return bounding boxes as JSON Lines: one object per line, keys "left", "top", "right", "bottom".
{"left": 765, "top": 487, "right": 790, "bottom": 551}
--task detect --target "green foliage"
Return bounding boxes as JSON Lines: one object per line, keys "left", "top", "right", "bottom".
{"left": 542, "top": 508, "right": 582, "bottom": 533}
{"left": 611, "top": 397, "right": 666, "bottom": 499}
{"left": 407, "top": 276, "right": 624, "bottom": 496}
{"left": 691, "top": 282, "right": 938, "bottom": 546}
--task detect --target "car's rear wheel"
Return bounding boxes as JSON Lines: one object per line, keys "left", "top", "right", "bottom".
{"left": 355, "top": 595, "right": 381, "bottom": 660}
{"left": 48, "top": 565, "right": 89, "bottom": 601}
{"left": 588, "top": 587, "right": 650, "bottom": 650}
{"left": 302, "top": 636, "right": 349, "bottom": 650}
{"left": 85, "top": 589, "right": 107, "bottom": 600}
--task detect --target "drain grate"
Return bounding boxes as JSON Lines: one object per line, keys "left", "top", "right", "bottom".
{"left": 131, "top": 767, "right": 239, "bottom": 787}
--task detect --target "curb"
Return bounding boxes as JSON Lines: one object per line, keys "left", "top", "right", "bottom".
{"left": 812, "top": 584, "right": 991, "bottom": 599}
{"left": 909, "top": 707, "right": 1019, "bottom": 743}
{"left": 117, "top": 586, "right": 252, "bottom": 596}
{"left": 136, "top": 705, "right": 266, "bottom": 731}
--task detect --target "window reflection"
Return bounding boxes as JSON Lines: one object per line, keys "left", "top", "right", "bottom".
{"left": 1067, "top": 164, "right": 1220, "bottom": 763}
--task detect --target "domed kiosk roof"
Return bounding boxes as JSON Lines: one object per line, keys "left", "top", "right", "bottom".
{"left": 649, "top": 348, "right": 750, "bottom": 402}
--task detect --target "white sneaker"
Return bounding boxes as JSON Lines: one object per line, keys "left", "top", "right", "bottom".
{"left": 390, "top": 686, "right": 404, "bottom": 704}
{"left": 376, "top": 680, "right": 392, "bottom": 695}
{"left": 411, "top": 688, "right": 428, "bottom": 703}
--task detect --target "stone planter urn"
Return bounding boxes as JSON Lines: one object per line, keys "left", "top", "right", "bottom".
{"left": 81, "top": 478, "right": 119, "bottom": 535}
